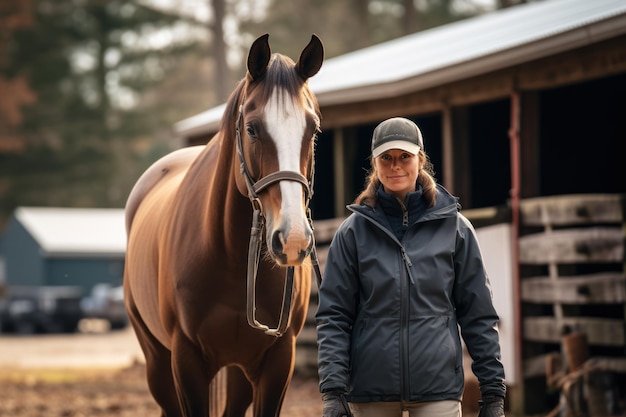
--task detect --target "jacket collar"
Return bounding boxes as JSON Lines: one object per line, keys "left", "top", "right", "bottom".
{"left": 347, "top": 183, "right": 460, "bottom": 223}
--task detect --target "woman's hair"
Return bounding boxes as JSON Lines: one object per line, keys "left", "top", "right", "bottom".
{"left": 354, "top": 151, "right": 438, "bottom": 207}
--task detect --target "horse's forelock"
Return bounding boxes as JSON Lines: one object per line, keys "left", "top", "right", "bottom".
{"left": 218, "top": 54, "right": 319, "bottom": 143}
{"left": 261, "top": 54, "right": 305, "bottom": 105}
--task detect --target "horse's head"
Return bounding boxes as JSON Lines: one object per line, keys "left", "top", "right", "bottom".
{"left": 235, "top": 34, "right": 323, "bottom": 267}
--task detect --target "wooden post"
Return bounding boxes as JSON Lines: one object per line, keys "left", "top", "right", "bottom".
{"left": 508, "top": 90, "right": 524, "bottom": 415}
{"left": 333, "top": 127, "right": 346, "bottom": 218}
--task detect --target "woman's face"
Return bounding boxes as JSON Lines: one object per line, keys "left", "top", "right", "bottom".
{"left": 374, "top": 149, "right": 421, "bottom": 201}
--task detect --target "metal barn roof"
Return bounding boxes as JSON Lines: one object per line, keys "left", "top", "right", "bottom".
{"left": 174, "top": 0, "right": 626, "bottom": 138}
{"left": 14, "top": 207, "right": 126, "bottom": 257}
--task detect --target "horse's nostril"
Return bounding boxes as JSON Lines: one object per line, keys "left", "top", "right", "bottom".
{"left": 271, "top": 230, "right": 284, "bottom": 254}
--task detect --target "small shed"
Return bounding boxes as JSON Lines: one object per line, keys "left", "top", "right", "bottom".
{"left": 0, "top": 207, "right": 126, "bottom": 295}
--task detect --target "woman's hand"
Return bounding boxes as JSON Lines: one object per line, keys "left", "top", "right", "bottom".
{"left": 322, "top": 390, "right": 353, "bottom": 417}
{"left": 478, "top": 394, "right": 505, "bottom": 417}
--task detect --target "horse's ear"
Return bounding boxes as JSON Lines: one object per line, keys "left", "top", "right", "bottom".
{"left": 247, "top": 33, "right": 272, "bottom": 81}
{"left": 295, "top": 34, "right": 324, "bottom": 80}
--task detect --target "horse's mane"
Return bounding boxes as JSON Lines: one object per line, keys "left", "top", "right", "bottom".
{"left": 218, "top": 54, "right": 320, "bottom": 138}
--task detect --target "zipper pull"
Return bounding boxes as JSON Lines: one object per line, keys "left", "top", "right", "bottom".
{"left": 401, "top": 247, "right": 412, "bottom": 267}
{"left": 399, "top": 200, "right": 409, "bottom": 227}
{"left": 401, "top": 248, "right": 416, "bottom": 285}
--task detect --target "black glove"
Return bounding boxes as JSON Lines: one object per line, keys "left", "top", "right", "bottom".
{"left": 478, "top": 394, "right": 505, "bottom": 417}
{"left": 322, "top": 390, "right": 353, "bottom": 417}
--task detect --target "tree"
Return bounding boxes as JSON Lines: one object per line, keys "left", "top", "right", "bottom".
{"left": 0, "top": 0, "right": 511, "bottom": 226}
{"left": 0, "top": 0, "right": 207, "bottom": 223}
{"left": 239, "top": 0, "right": 494, "bottom": 60}
{"left": 209, "top": 0, "right": 230, "bottom": 102}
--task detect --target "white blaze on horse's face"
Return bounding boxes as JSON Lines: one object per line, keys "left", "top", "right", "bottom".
{"left": 263, "top": 87, "right": 316, "bottom": 265}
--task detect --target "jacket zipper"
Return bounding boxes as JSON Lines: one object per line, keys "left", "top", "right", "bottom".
{"left": 349, "top": 210, "right": 421, "bottom": 401}
{"left": 400, "top": 247, "right": 413, "bottom": 401}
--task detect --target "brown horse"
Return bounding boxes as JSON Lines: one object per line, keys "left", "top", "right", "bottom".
{"left": 123, "top": 34, "right": 324, "bottom": 416}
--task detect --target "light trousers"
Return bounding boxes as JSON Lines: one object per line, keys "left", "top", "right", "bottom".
{"left": 349, "top": 400, "right": 462, "bottom": 417}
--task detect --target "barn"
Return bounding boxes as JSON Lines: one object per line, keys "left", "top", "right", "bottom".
{"left": 174, "top": 0, "right": 626, "bottom": 414}
{"left": 0, "top": 207, "right": 126, "bottom": 295}
{"left": 175, "top": 0, "right": 625, "bottom": 213}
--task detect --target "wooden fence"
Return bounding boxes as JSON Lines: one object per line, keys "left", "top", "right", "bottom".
{"left": 518, "top": 193, "right": 626, "bottom": 413}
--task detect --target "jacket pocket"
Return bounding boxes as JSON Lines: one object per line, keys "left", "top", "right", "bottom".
{"left": 349, "top": 317, "right": 401, "bottom": 398}
{"left": 407, "top": 315, "right": 462, "bottom": 397}
{"left": 349, "top": 318, "right": 367, "bottom": 371}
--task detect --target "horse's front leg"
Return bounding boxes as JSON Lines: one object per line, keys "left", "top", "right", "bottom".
{"left": 171, "top": 327, "right": 215, "bottom": 416}
{"left": 224, "top": 365, "right": 253, "bottom": 417}
{"left": 250, "top": 336, "right": 296, "bottom": 417}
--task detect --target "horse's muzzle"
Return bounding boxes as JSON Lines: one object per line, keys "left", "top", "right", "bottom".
{"left": 270, "top": 227, "right": 313, "bottom": 266}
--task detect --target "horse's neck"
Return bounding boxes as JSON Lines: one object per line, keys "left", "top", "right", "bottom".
{"left": 183, "top": 132, "right": 252, "bottom": 250}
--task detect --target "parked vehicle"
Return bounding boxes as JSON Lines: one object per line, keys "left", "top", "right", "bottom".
{"left": 0, "top": 285, "right": 83, "bottom": 334}
{"left": 81, "top": 284, "right": 128, "bottom": 330}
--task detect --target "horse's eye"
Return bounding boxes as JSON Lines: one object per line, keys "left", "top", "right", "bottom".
{"left": 246, "top": 124, "right": 257, "bottom": 139}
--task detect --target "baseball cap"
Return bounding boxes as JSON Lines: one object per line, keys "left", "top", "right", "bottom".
{"left": 371, "top": 117, "right": 424, "bottom": 158}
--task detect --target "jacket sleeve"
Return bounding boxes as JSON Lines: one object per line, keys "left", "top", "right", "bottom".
{"left": 315, "top": 219, "right": 360, "bottom": 394}
{"left": 453, "top": 214, "right": 507, "bottom": 398}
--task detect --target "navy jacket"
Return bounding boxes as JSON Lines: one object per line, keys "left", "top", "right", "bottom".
{"left": 316, "top": 184, "right": 506, "bottom": 402}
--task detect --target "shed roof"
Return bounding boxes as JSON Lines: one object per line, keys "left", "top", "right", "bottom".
{"left": 174, "top": 0, "right": 626, "bottom": 138}
{"left": 14, "top": 207, "right": 126, "bottom": 257}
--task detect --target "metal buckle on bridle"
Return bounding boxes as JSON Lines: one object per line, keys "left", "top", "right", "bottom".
{"left": 236, "top": 100, "right": 320, "bottom": 337}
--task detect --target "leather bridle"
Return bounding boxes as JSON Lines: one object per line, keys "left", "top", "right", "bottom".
{"left": 236, "top": 101, "right": 322, "bottom": 337}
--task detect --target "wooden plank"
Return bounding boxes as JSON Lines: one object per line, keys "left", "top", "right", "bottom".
{"left": 312, "top": 217, "right": 344, "bottom": 244}
{"left": 523, "top": 354, "right": 626, "bottom": 378}
{"left": 521, "top": 273, "right": 626, "bottom": 304}
{"left": 524, "top": 317, "right": 625, "bottom": 346}
{"left": 585, "top": 357, "right": 626, "bottom": 374}
{"left": 517, "top": 36, "right": 626, "bottom": 91}
{"left": 519, "top": 194, "right": 624, "bottom": 227}
{"left": 518, "top": 227, "right": 623, "bottom": 264}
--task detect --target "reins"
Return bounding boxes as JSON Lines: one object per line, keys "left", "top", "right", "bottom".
{"left": 236, "top": 101, "right": 322, "bottom": 337}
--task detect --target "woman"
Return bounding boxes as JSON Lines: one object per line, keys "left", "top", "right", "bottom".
{"left": 316, "top": 117, "right": 506, "bottom": 417}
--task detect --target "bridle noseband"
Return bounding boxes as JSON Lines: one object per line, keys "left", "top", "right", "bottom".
{"left": 236, "top": 101, "right": 322, "bottom": 337}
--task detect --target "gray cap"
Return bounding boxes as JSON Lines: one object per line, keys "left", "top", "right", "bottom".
{"left": 371, "top": 117, "right": 424, "bottom": 158}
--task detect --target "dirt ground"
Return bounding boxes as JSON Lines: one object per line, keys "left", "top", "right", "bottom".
{"left": 0, "top": 324, "right": 322, "bottom": 416}
{"left": 0, "top": 363, "right": 323, "bottom": 417}
{"left": 0, "top": 323, "right": 502, "bottom": 417}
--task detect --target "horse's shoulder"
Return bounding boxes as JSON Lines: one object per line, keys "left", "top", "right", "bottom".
{"left": 125, "top": 146, "right": 205, "bottom": 233}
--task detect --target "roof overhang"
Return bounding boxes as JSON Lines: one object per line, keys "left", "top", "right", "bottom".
{"left": 313, "top": 12, "right": 626, "bottom": 106}
{"left": 174, "top": 0, "right": 626, "bottom": 139}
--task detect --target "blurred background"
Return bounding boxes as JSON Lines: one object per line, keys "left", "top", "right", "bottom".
{"left": 0, "top": 0, "right": 514, "bottom": 225}
{"left": 1, "top": 1, "right": 625, "bottom": 416}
